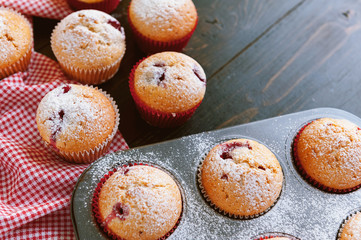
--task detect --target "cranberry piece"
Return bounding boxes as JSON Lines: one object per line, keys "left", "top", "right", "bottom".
{"left": 193, "top": 66, "right": 206, "bottom": 83}
{"left": 59, "top": 110, "right": 64, "bottom": 120}
{"left": 62, "top": 85, "right": 71, "bottom": 93}
{"left": 220, "top": 141, "right": 252, "bottom": 160}
{"left": 156, "top": 70, "right": 166, "bottom": 87}
{"left": 107, "top": 19, "right": 121, "bottom": 31}
{"left": 258, "top": 166, "right": 266, "bottom": 171}
{"left": 113, "top": 202, "right": 129, "bottom": 220}
{"left": 221, "top": 173, "right": 228, "bottom": 181}
{"left": 154, "top": 62, "right": 166, "bottom": 67}
{"left": 103, "top": 202, "right": 130, "bottom": 226}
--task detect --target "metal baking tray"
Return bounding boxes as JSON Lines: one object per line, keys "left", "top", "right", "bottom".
{"left": 71, "top": 108, "right": 361, "bottom": 240}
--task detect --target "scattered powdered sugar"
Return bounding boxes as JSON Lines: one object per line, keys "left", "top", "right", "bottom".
{"left": 72, "top": 109, "right": 361, "bottom": 240}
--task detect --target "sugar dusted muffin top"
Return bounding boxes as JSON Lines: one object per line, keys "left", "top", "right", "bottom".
{"left": 0, "top": 8, "right": 32, "bottom": 69}
{"left": 129, "top": 0, "right": 197, "bottom": 42}
{"left": 36, "top": 84, "right": 116, "bottom": 154}
{"left": 98, "top": 165, "right": 182, "bottom": 240}
{"left": 133, "top": 51, "right": 206, "bottom": 113}
{"left": 339, "top": 212, "right": 361, "bottom": 240}
{"left": 51, "top": 10, "right": 126, "bottom": 69}
{"left": 200, "top": 139, "right": 283, "bottom": 217}
{"left": 296, "top": 118, "right": 361, "bottom": 190}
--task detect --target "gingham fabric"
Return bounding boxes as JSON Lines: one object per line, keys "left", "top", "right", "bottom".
{"left": 0, "top": 34, "right": 128, "bottom": 240}
{"left": 1, "top": 0, "right": 72, "bottom": 20}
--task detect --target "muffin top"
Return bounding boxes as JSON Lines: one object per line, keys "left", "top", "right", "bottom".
{"left": 51, "top": 10, "right": 126, "bottom": 69}
{"left": 339, "top": 212, "right": 361, "bottom": 240}
{"left": 133, "top": 51, "right": 206, "bottom": 113}
{"left": 36, "top": 84, "right": 116, "bottom": 153}
{"left": 296, "top": 118, "right": 361, "bottom": 190}
{"left": 98, "top": 165, "right": 182, "bottom": 240}
{"left": 0, "top": 8, "right": 32, "bottom": 69}
{"left": 200, "top": 139, "right": 283, "bottom": 217}
{"left": 129, "top": 0, "right": 197, "bottom": 42}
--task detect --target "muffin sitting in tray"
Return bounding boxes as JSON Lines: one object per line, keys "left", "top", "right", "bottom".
{"left": 339, "top": 211, "right": 361, "bottom": 240}
{"left": 93, "top": 165, "right": 182, "bottom": 240}
{"left": 293, "top": 118, "right": 361, "bottom": 193}
{"left": 199, "top": 138, "right": 283, "bottom": 218}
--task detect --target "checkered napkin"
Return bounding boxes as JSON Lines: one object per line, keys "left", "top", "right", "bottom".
{"left": 1, "top": 0, "right": 73, "bottom": 20}
{"left": 0, "top": 2, "right": 129, "bottom": 237}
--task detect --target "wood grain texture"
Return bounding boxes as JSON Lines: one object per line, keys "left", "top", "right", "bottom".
{"left": 33, "top": 0, "right": 361, "bottom": 148}
{"left": 191, "top": 0, "right": 361, "bottom": 137}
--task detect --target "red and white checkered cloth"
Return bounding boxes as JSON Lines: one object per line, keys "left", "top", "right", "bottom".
{"left": 1, "top": 0, "right": 73, "bottom": 20}
{"left": 0, "top": 2, "right": 129, "bottom": 239}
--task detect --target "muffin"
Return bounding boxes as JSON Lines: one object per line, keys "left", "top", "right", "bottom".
{"left": 339, "top": 212, "right": 361, "bottom": 240}
{"left": 129, "top": 51, "right": 206, "bottom": 127}
{"left": 0, "top": 8, "right": 32, "bottom": 79}
{"left": 51, "top": 10, "right": 126, "bottom": 84}
{"left": 94, "top": 165, "right": 182, "bottom": 240}
{"left": 36, "top": 84, "right": 119, "bottom": 163}
{"left": 293, "top": 118, "right": 361, "bottom": 192}
{"left": 199, "top": 139, "right": 283, "bottom": 218}
{"left": 128, "top": 0, "right": 198, "bottom": 53}
{"left": 66, "top": 0, "right": 120, "bottom": 13}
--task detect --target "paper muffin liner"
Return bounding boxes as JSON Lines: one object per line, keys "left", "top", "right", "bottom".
{"left": 196, "top": 146, "right": 282, "bottom": 220}
{"left": 50, "top": 21, "right": 126, "bottom": 85}
{"left": 129, "top": 58, "right": 202, "bottom": 128}
{"left": 0, "top": 7, "right": 33, "bottom": 79}
{"left": 66, "top": 0, "right": 120, "bottom": 13}
{"left": 92, "top": 162, "right": 183, "bottom": 240}
{"left": 42, "top": 85, "right": 120, "bottom": 164}
{"left": 292, "top": 121, "right": 361, "bottom": 193}
{"left": 251, "top": 232, "right": 300, "bottom": 240}
{"left": 127, "top": 5, "right": 198, "bottom": 54}
{"left": 337, "top": 210, "right": 361, "bottom": 240}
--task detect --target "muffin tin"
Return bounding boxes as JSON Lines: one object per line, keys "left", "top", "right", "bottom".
{"left": 71, "top": 108, "right": 361, "bottom": 239}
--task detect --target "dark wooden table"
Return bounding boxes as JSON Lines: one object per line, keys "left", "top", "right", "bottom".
{"left": 33, "top": 0, "right": 361, "bottom": 148}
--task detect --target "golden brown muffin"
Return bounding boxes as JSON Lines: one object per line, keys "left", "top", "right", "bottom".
{"left": 0, "top": 8, "right": 32, "bottom": 79}
{"left": 128, "top": 0, "right": 197, "bottom": 42}
{"left": 133, "top": 51, "right": 205, "bottom": 113}
{"left": 97, "top": 165, "right": 182, "bottom": 240}
{"left": 36, "top": 84, "right": 118, "bottom": 163}
{"left": 339, "top": 212, "right": 361, "bottom": 240}
{"left": 130, "top": 51, "right": 206, "bottom": 127}
{"left": 295, "top": 118, "right": 361, "bottom": 191}
{"left": 51, "top": 10, "right": 126, "bottom": 84}
{"left": 200, "top": 139, "right": 283, "bottom": 217}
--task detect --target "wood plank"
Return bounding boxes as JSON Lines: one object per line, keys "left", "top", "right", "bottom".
{"left": 186, "top": 0, "right": 361, "bottom": 134}
{"left": 185, "top": 0, "right": 303, "bottom": 77}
